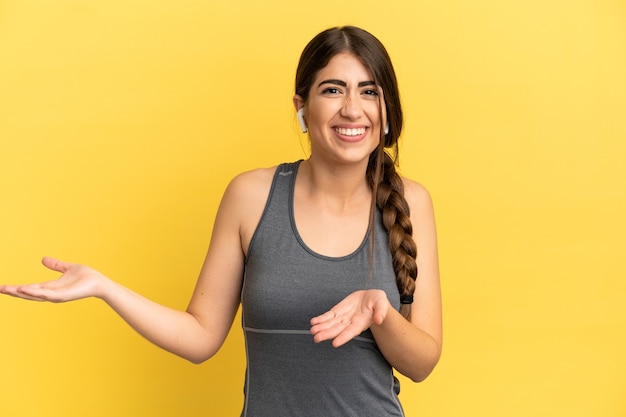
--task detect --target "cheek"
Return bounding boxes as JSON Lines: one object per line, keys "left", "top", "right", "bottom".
{"left": 307, "top": 104, "right": 337, "bottom": 127}
{"left": 368, "top": 106, "right": 384, "bottom": 127}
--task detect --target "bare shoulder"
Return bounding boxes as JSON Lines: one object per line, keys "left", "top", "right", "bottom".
{"left": 219, "top": 166, "right": 278, "bottom": 252}
{"left": 220, "top": 166, "right": 278, "bottom": 219}
{"left": 401, "top": 177, "right": 434, "bottom": 213}
{"left": 226, "top": 166, "right": 277, "bottom": 199}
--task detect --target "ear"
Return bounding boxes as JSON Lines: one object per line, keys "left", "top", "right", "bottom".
{"left": 293, "top": 95, "right": 307, "bottom": 133}
{"left": 293, "top": 95, "right": 304, "bottom": 112}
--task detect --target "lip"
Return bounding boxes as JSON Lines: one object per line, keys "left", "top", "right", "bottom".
{"left": 333, "top": 125, "right": 370, "bottom": 142}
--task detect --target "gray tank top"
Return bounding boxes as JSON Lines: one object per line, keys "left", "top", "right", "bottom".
{"left": 241, "top": 161, "right": 405, "bottom": 417}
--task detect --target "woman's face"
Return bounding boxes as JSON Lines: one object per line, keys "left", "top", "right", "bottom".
{"left": 294, "top": 52, "right": 386, "bottom": 167}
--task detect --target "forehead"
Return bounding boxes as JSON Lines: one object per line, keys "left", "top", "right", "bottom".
{"left": 313, "top": 52, "right": 374, "bottom": 83}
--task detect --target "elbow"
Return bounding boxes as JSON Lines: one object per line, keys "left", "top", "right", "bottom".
{"left": 409, "top": 366, "right": 436, "bottom": 383}
{"left": 186, "top": 355, "right": 208, "bottom": 365}
{"left": 178, "top": 328, "right": 225, "bottom": 364}
{"left": 407, "top": 360, "right": 439, "bottom": 383}
{"left": 184, "top": 352, "right": 214, "bottom": 365}
{"left": 181, "top": 345, "right": 220, "bottom": 365}
{"left": 407, "top": 347, "right": 442, "bottom": 383}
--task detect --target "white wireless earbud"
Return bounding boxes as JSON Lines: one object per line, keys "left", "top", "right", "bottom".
{"left": 297, "top": 108, "right": 307, "bottom": 133}
{"left": 384, "top": 122, "right": 389, "bottom": 135}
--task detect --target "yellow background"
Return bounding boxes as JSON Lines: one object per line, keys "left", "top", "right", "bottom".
{"left": 1, "top": 0, "right": 625, "bottom": 416}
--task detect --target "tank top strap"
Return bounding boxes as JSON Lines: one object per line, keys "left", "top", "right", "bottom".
{"left": 245, "top": 160, "right": 302, "bottom": 262}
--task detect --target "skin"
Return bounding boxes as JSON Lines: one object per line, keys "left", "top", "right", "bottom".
{"left": 0, "top": 53, "right": 442, "bottom": 382}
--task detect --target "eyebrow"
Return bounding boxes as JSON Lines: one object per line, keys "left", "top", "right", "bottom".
{"left": 317, "top": 79, "right": 377, "bottom": 88}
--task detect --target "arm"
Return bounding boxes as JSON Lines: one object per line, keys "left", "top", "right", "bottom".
{"left": 310, "top": 180, "right": 442, "bottom": 382}
{"left": 0, "top": 172, "right": 264, "bottom": 364}
{"left": 371, "top": 180, "right": 442, "bottom": 381}
{"left": 104, "top": 172, "right": 249, "bottom": 363}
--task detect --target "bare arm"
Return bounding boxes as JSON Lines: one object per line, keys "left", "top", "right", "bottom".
{"left": 310, "top": 180, "right": 442, "bottom": 382}
{"left": 103, "top": 173, "right": 249, "bottom": 363}
{"left": 371, "top": 180, "right": 442, "bottom": 381}
{"left": 0, "top": 171, "right": 271, "bottom": 364}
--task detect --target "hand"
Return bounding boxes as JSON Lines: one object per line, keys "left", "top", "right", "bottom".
{"left": 310, "top": 289, "right": 390, "bottom": 348}
{"left": 0, "top": 257, "right": 106, "bottom": 302}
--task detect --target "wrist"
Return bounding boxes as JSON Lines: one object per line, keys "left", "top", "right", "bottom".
{"left": 93, "top": 272, "right": 116, "bottom": 301}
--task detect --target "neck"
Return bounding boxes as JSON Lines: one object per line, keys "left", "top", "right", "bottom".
{"left": 298, "top": 157, "right": 372, "bottom": 210}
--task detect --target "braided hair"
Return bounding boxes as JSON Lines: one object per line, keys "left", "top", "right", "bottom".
{"left": 295, "top": 26, "right": 418, "bottom": 319}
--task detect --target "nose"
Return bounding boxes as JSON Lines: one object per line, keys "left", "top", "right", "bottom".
{"left": 340, "top": 93, "right": 363, "bottom": 119}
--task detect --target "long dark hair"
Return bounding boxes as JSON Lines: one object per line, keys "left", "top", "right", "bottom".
{"left": 295, "top": 26, "right": 418, "bottom": 319}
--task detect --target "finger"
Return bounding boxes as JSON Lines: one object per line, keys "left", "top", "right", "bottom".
{"left": 312, "top": 325, "right": 346, "bottom": 343}
{"left": 17, "top": 284, "right": 51, "bottom": 299}
{"left": 325, "top": 309, "right": 378, "bottom": 347}
{"left": 0, "top": 285, "right": 21, "bottom": 297}
{"left": 0, "top": 285, "right": 48, "bottom": 302}
{"left": 310, "top": 319, "right": 338, "bottom": 337}
{"left": 310, "top": 310, "right": 347, "bottom": 334}
{"left": 372, "top": 311, "right": 384, "bottom": 325}
{"left": 41, "top": 257, "right": 71, "bottom": 273}
{"left": 371, "top": 298, "right": 389, "bottom": 325}
{"left": 311, "top": 316, "right": 352, "bottom": 342}
{"left": 330, "top": 321, "right": 366, "bottom": 348}
{"left": 17, "top": 284, "right": 70, "bottom": 302}
{"left": 310, "top": 310, "right": 335, "bottom": 326}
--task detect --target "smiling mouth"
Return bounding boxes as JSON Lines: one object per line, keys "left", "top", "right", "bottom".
{"left": 334, "top": 127, "right": 366, "bottom": 136}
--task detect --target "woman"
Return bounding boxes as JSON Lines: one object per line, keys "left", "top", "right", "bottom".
{"left": 1, "top": 26, "right": 441, "bottom": 416}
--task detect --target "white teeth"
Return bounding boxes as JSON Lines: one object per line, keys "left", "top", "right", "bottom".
{"left": 335, "top": 127, "right": 366, "bottom": 136}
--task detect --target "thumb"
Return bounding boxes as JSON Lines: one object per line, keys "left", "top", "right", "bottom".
{"left": 372, "top": 309, "right": 385, "bottom": 325}
{"left": 41, "top": 257, "right": 72, "bottom": 273}
{"left": 372, "top": 297, "right": 389, "bottom": 325}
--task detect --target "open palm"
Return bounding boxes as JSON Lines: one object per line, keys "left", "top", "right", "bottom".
{"left": 309, "top": 289, "right": 390, "bottom": 347}
{"left": 0, "top": 257, "right": 104, "bottom": 302}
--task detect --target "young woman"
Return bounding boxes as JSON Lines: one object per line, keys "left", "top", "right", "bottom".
{"left": 1, "top": 26, "right": 442, "bottom": 416}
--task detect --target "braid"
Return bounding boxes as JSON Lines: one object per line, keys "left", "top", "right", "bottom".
{"left": 293, "top": 26, "right": 413, "bottom": 315}
{"left": 368, "top": 151, "right": 418, "bottom": 319}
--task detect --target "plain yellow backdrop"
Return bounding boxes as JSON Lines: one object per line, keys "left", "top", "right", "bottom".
{"left": 1, "top": 1, "right": 625, "bottom": 416}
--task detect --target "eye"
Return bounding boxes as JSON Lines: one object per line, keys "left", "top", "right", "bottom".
{"left": 363, "top": 89, "right": 379, "bottom": 96}
{"left": 322, "top": 87, "right": 341, "bottom": 95}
